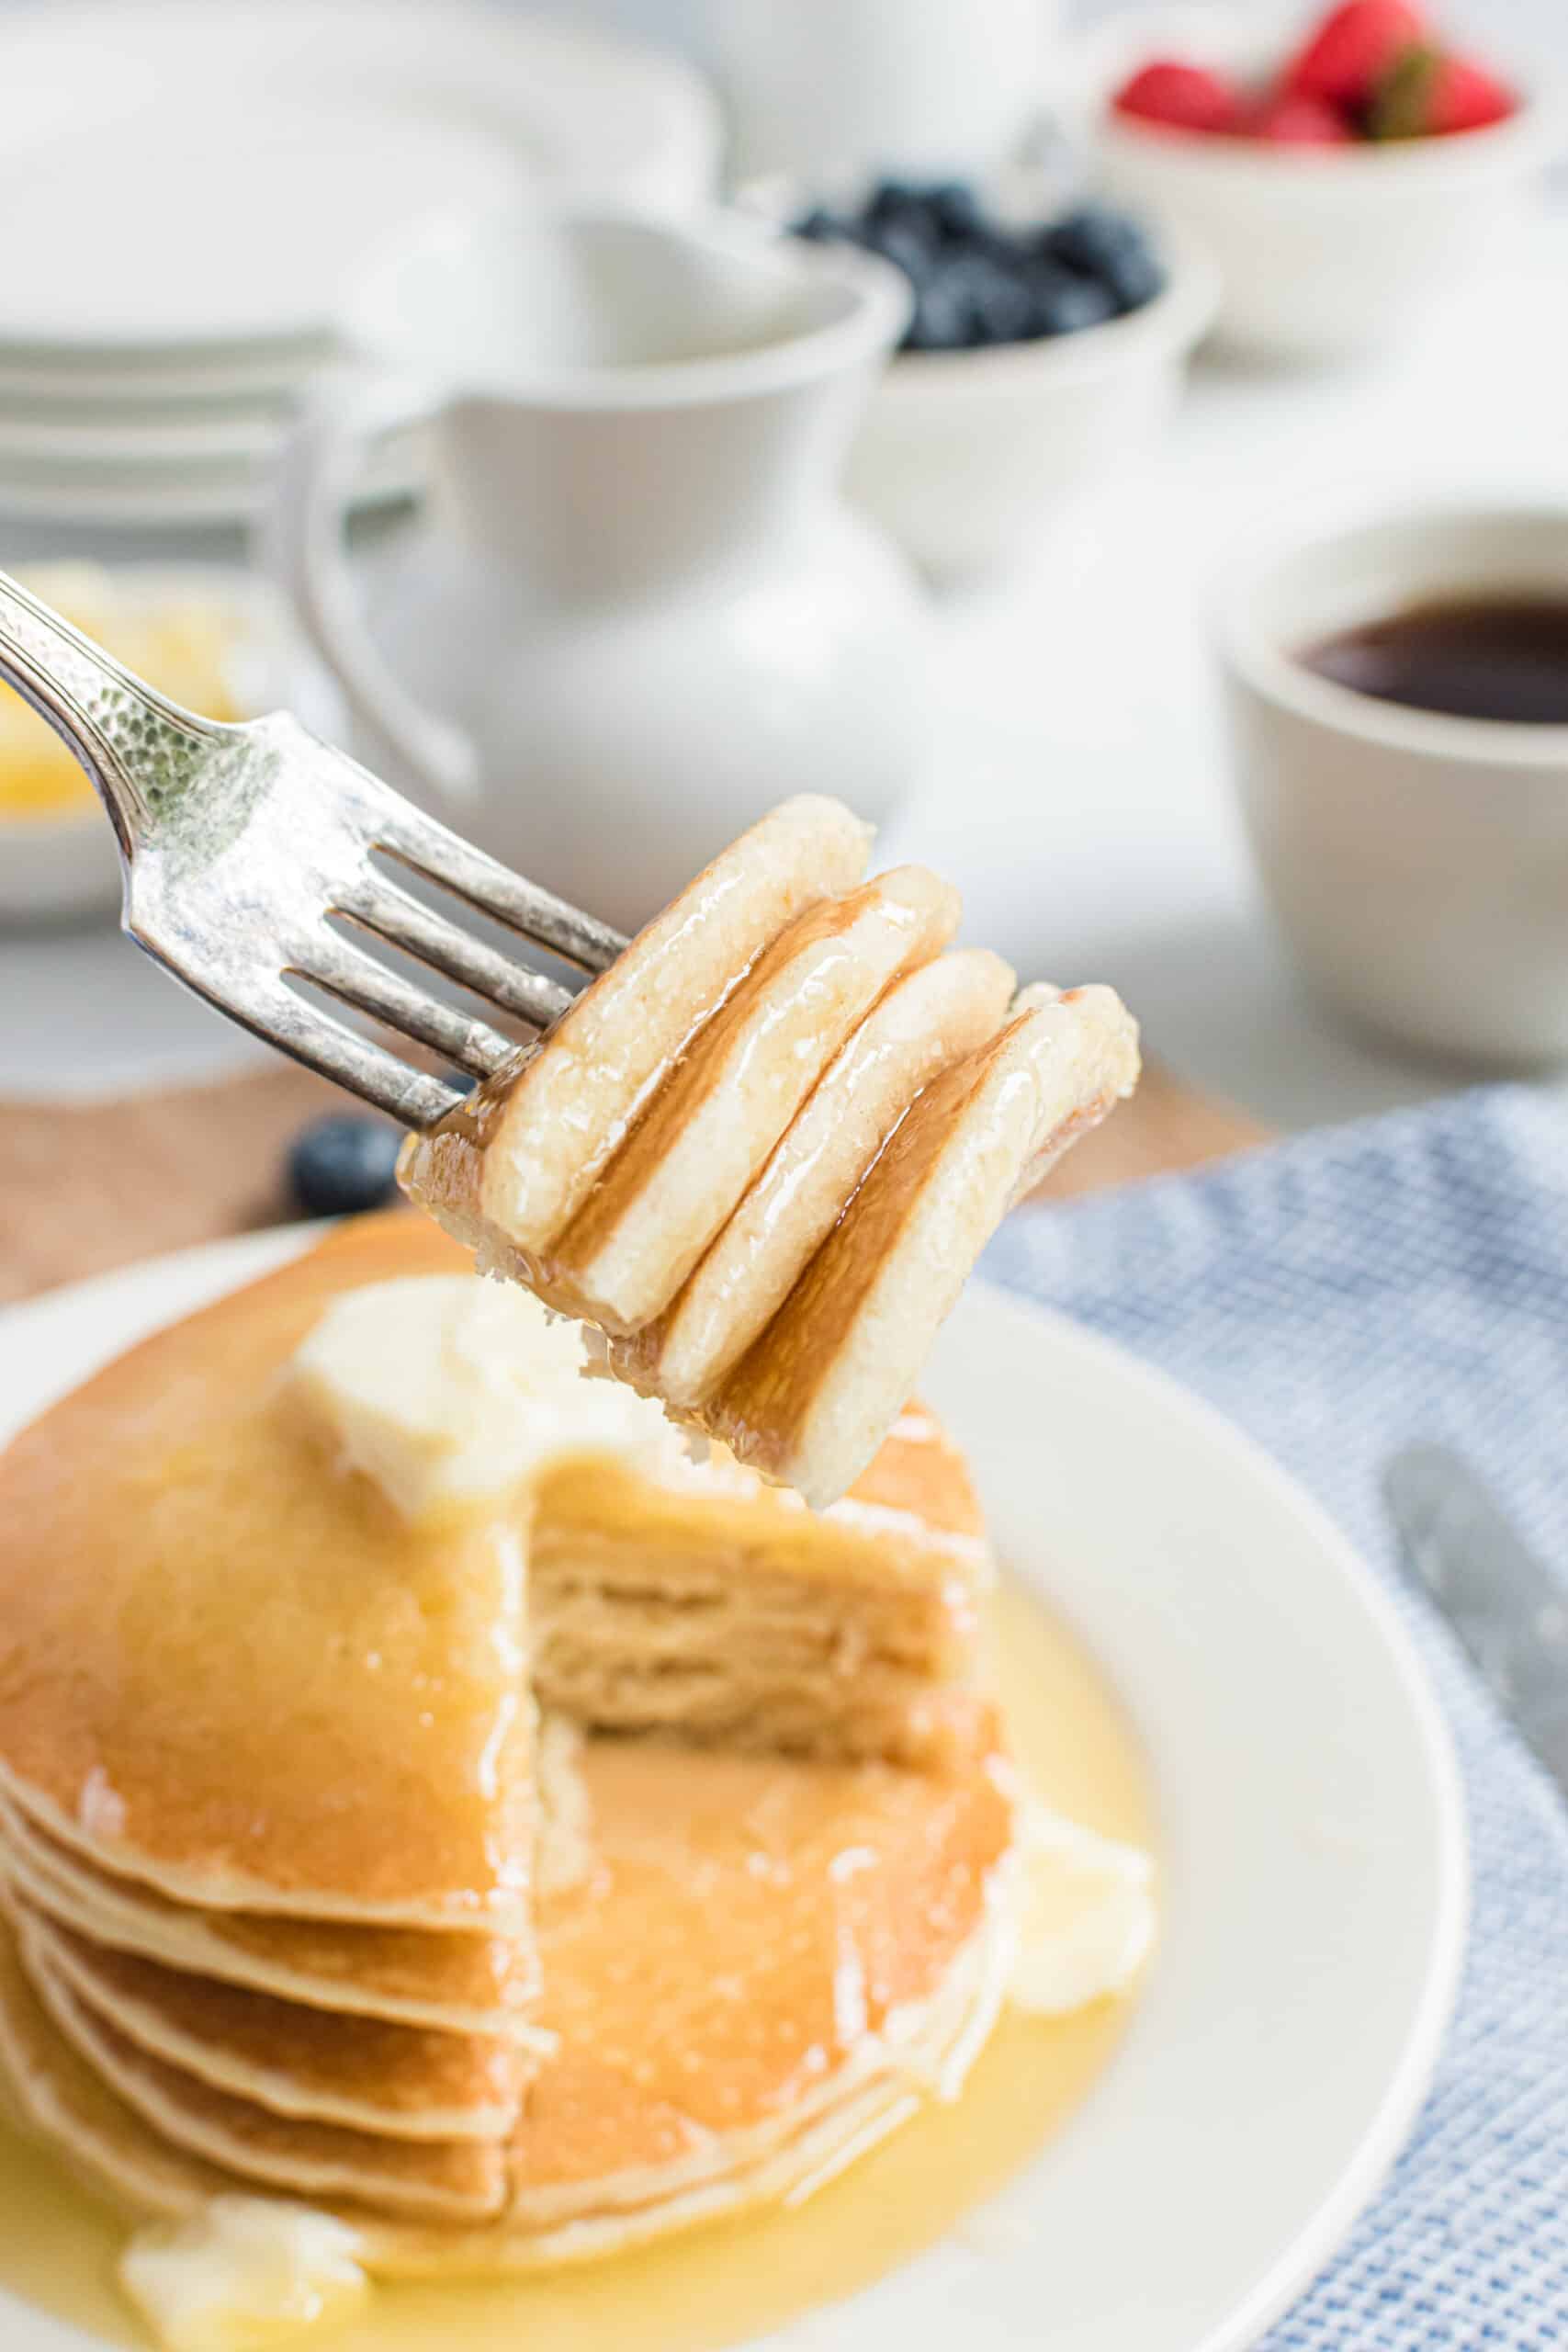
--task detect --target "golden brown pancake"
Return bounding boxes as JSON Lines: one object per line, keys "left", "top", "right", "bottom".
{"left": 18, "top": 1927, "right": 508, "bottom": 2224}
{"left": 535, "top": 866, "right": 959, "bottom": 1331}
{"left": 17, "top": 1907, "right": 522, "bottom": 2141}
{"left": 531, "top": 1400, "right": 991, "bottom": 1766}
{"left": 0, "top": 1214, "right": 535, "bottom": 1932}
{"left": 612, "top": 947, "right": 1019, "bottom": 1408}
{"left": 0, "top": 1725, "right": 1016, "bottom": 2265}
{"left": 701, "top": 983, "right": 1142, "bottom": 1507}
{"left": 0, "top": 1804, "right": 539, "bottom": 2038}
{"left": 0, "top": 1208, "right": 1022, "bottom": 2261}
{"left": 0, "top": 1213, "right": 992, "bottom": 1928}
{"left": 400, "top": 798, "right": 1138, "bottom": 1510}
{"left": 400, "top": 794, "right": 874, "bottom": 1268}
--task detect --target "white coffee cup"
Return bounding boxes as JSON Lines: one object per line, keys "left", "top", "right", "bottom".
{"left": 1216, "top": 503, "right": 1568, "bottom": 1068}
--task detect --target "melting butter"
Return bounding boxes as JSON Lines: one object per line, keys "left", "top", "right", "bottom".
{"left": 288, "top": 1275, "right": 681, "bottom": 1521}
{"left": 1006, "top": 1803, "right": 1155, "bottom": 2016}
{"left": 119, "top": 2198, "right": 367, "bottom": 2352}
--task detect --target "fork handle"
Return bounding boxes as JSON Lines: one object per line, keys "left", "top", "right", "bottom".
{"left": 266, "top": 370, "right": 480, "bottom": 806}
{"left": 0, "top": 566, "right": 220, "bottom": 855}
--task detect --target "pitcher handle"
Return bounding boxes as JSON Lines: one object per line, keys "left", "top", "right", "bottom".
{"left": 265, "top": 369, "right": 480, "bottom": 804}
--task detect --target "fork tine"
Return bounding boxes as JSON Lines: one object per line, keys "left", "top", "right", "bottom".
{"left": 164, "top": 967, "right": 463, "bottom": 1127}
{"left": 295, "top": 933, "right": 521, "bottom": 1080}
{"left": 373, "top": 805, "right": 627, "bottom": 974}
{"left": 333, "top": 870, "right": 575, "bottom": 1031}
{"left": 264, "top": 998, "right": 458, "bottom": 1127}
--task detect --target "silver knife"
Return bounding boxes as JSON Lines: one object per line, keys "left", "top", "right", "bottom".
{"left": 1384, "top": 1444, "right": 1568, "bottom": 1802}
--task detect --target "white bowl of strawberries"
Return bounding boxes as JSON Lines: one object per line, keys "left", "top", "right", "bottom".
{"left": 1089, "top": 0, "right": 1556, "bottom": 361}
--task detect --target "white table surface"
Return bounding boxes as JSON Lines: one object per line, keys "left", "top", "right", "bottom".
{"left": 3, "top": 222, "right": 1565, "bottom": 1130}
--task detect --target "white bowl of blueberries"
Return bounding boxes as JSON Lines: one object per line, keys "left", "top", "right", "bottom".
{"left": 795, "top": 179, "right": 1218, "bottom": 575}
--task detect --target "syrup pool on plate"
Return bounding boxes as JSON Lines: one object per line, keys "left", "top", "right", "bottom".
{"left": 0, "top": 1577, "right": 1155, "bottom": 2352}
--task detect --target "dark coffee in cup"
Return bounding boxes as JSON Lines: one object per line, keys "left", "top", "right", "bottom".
{"left": 1303, "top": 596, "right": 1568, "bottom": 725}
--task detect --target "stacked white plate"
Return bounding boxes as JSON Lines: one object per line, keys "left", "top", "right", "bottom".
{"left": 0, "top": 0, "right": 719, "bottom": 525}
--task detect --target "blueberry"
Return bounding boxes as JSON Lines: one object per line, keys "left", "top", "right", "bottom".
{"left": 287, "top": 1116, "right": 402, "bottom": 1218}
{"left": 953, "top": 253, "right": 1039, "bottom": 347}
{"left": 1040, "top": 204, "right": 1142, "bottom": 271}
{"left": 926, "top": 180, "right": 987, "bottom": 241}
{"left": 863, "top": 217, "right": 935, "bottom": 289}
{"left": 1041, "top": 206, "right": 1165, "bottom": 315}
{"left": 1097, "top": 243, "right": 1167, "bottom": 315}
{"left": 866, "top": 177, "right": 932, "bottom": 227}
{"left": 1026, "top": 261, "right": 1118, "bottom": 337}
{"left": 902, "top": 265, "right": 975, "bottom": 352}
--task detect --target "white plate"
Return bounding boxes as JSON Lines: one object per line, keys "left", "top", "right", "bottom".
{"left": 0, "top": 0, "right": 718, "bottom": 353}
{"left": 0, "top": 435, "right": 419, "bottom": 527}
{"left": 0, "top": 1229, "right": 1465, "bottom": 2352}
{"left": 0, "top": 346, "right": 329, "bottom": 404}
{"left": 0, "top": 410, "right": 282, "bottom": 468}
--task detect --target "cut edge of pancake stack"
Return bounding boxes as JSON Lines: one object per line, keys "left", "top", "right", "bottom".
{"left": 0, "top": 1216, "right": 1040, "bottom": 2299}
{"left": 401, "top": 793, "right": 1141, "bottom": 1510}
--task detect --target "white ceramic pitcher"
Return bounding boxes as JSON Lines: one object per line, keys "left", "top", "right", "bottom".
{"left": 268, "top": 205, "right": 930, "bottom": 933}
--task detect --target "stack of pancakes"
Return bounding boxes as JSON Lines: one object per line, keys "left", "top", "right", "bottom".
{"left": 401, "top": 794, "right": 1140, "bottom": 1509}
{"left": 0, "top": 1216, "right": 1018, "bottom": 2270}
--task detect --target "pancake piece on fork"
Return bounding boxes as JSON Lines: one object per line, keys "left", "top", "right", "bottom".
{"left": 401, "top": 793, "right": 874, "bottom": 1277}
{"left": 401, "top": 797, "right": 1138, "bottom": 1507}
{"left": 703, "top": 982, "right": 1142, "bottom": 1508}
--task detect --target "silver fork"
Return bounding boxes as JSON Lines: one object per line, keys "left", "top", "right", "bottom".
{"left": 0, "top": 569, "right": 626, "bottom": 1127}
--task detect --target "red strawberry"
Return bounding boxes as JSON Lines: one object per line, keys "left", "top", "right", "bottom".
{"left": 1251, "top": 92, "right": 1357, "bottom": 142}
{"left": 1371, "top": 46, "right": 1517, "bottom": 135}
{"left": 1284, "top": 0, "right": 1426, "bottom": 107}
{"left": 1111, "top": 59, "right": 1244, "bottom": 136}
{"left": 1417, "top": 52, "right": 1517, "bottom": 132}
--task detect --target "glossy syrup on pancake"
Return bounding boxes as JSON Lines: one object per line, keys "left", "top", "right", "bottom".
{"left": 0, "top": 1577, "right": 1152, "bottom": 2352}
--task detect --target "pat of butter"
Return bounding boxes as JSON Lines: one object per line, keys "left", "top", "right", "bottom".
{"left": 119, "top": 2198, "right": 367, "bottom": 2351}
{"left": 288, "top": 1274, "right": 679, "bottom": 1522}
{"left": 1007, "top": 1804, "right": 1155, "bottom": 2015}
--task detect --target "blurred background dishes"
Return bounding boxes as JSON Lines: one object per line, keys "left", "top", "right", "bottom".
{"left": 1077, "top": 4, "right": 1553, "bottom": 360}
{"left": 708, "top": 0, "right": 1057, "bottom": 185}
{"left": 0, "top": 563, "right": 308, "bottom": 922}
{"left": 269, "top": 203, "right": 930, "bottom": 933}
{"left": 0, "top": 0, "right": 718, "bottom": 527}
{"left": 1217, "top": 503, "right": 1568, "bottom": 1065}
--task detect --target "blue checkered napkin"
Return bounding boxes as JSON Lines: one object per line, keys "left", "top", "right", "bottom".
{"left": 985, "top": 1085, "right": 1568, "bottom": 2348}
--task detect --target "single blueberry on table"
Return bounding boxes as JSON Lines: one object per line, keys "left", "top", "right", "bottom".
{"left": 287, "top": 1116, "right": 402, "bottom": 1217}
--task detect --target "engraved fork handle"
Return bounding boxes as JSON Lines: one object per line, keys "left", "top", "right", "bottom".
{"left": 0, "top": 567, "right": 227, "bottom": 858}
